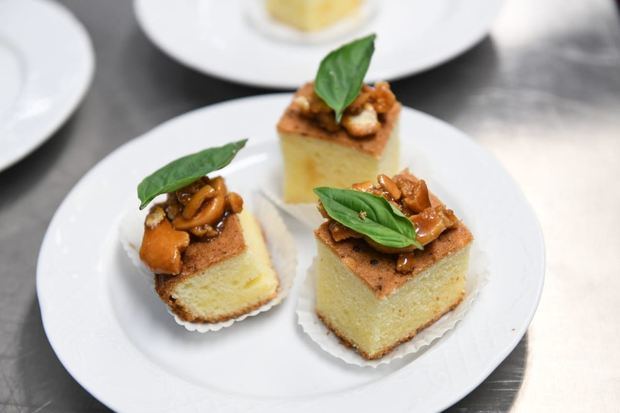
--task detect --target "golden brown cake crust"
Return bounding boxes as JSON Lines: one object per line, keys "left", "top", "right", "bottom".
{"left": 317, "top": 292, "right": 464, "bottom": 360}
{"left": 315, "top": 177, "right": 473, "bottom": 299}
{"left": 182, "top": 213, "right": 246, "bottom": 276}
{"left": 276, "top": 83, "right": 401, "bottom": 158}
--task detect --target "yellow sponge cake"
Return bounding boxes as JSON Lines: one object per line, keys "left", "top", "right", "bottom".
{"left": 313, "top": 171, "right": 473, "bottom": 359}
{"left": 155, "top": 209, "right": 278, "bottom": 323}
{"left": 266, "top": 0, "right": 362, "bottom": 31}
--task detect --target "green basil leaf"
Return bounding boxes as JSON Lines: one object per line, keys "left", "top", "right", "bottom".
{"left": 314, "top": 187, "right": 423, "bottom": 249}
{"left": 137, "top": 139, "right": 247, "bottom": 209}
{"left": 314, "top": 33, "right": 376, "bottom": 123}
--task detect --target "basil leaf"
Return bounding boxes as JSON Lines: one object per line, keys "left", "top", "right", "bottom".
{"left": 137, "top": 139, "right": 247, "bottom": 209}
{"left": 314, "top": 187, "right": 423, "bottom": 249}
{"left": 314, "top": 33, "right": 376, "bottom": 123}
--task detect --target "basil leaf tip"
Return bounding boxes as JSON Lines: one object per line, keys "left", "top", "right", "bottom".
{"left": 314, "top": 33, "right": 376, "bottom": 123}
{"left": 137, "top": 139, "right": 247, "bottom": 209}
{"left": 313, "top": 186, "right": 423, "bottom": 250}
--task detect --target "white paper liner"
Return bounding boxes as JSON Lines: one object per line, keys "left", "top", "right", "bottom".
{"left": 119, "top": 195, "right": 297, "bottom": 332}
{"left": 262, "top": 172, "right": 323, "bottom": 230}
{"left": 296, "top": 241, "right": 489, "bottom": 367}
{"left": 244, "top": 0, "right": 379, "bottom": 46}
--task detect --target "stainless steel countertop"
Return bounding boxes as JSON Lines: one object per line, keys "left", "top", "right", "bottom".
{"left": 1, "top": 0, "right": 619, "bottom": 411}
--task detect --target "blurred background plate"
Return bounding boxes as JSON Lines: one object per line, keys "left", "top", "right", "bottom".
{"left": 0, "top": 0, "right": 94, "bottom": 172}
{"left": 134, "top": 0, "right": 504, "bottom": 89}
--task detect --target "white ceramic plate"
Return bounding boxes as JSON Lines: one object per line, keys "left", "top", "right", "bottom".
{"left": 37, "top": 94, "right": 544, "bottom": 413}
{"left": 0, "top": 0, "right": 94, "bottom": 172}
{"left": 134, "top": 0, "right": 504, "bottom": 89}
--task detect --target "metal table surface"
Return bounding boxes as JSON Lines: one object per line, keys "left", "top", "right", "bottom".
{"left": 1, "top": 0, "right": 619, "bottom": 411}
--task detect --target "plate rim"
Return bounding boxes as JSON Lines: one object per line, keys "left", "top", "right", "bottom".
{"left": 37, "top": 93, "right": 545, "bottom": 413}
{"left": 0, "top": 0, "right": 95, "bottom": 172}
{"left": 133, "top": 0, "right": 505, "bottom": 89}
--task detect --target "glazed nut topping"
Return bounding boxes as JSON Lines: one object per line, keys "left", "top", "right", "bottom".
{"left": 181, "top": 184, "right": 216, "bottom": 219}
{"left": 139, "top": 217, "right": 190, "bottom": 275}
{"left": 329, "top": 221, "right": 362, "bottom": 242}
{"left": 324, "top": 170, "right": 460, "bottom": 274}
{"left": 190, "top": 224, "right": 219, "bottom": 238}
{"left": 145, "top": 206, "right": 166, "bottom": 229}
{"left": 351, "top": 180, "right": 374, "bottom": 192}
{"left": 226, "top": 192, "right": 244, "bottom": 214}
{"left": 411, "top": 206, "right": 458, "bottom": 245}
{"left": 172, "top": 177, "right": 227, "bottom": 230}
{"left": 396, "top": 252, "right": 416, "bottom": 274}
{"left": 140, "top": 176, "right": 244, "bottom": 275}
{"left": 292, "top": 95, "right": 310, "bottom": 112}
{"left": 292, "top": 82, "right": 397, "bottom": 137}
{"left": 377, "top": 174, "right": 401, "bottom": 200}
{"left": 342, "top": 103, "right": 380, "bottom": 137}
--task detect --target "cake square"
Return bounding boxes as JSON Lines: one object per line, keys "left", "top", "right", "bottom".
{"left": 277, "top": 83, "right": 401, "bottom": 203}
{"left": 155, "top": 209, "right": 279, "bottom": 323}
{"left": 314, "top": 172, "right": 473, "bottom": 359}
{"left": 266, "top": 0, "right": 362, "bottom": 31}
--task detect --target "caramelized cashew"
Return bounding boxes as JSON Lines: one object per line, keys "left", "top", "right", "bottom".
{"left": 145, "top": 206, "right": 166, "bottom": 228}
{"left": 441, "top": 208, "right": 459, "bottom": 228}
{"left": 175, "top": 178, "right": 208, "bottom": 205}
{"left": 292, "top": 95, "right": 310, "bottom": 113}
{"left": 410, "top": 206, "right": 453, "bottom": 245}
{"left": 352, "top": 180, "right": 374, "bottom": 192}
{"left": 396, "top": 252, "right": 416, "bottom": 274}
{"left": 377, "top": 174, "right": 401, "bottom": 200}
{"left": 165, "top": 198, "right": 181, "bottom": 220}
{"left": 190, "top": 224, "right": 219, "bottom": 238}
{"left": 341, "top": 103, "right": 380, "bottom": 137}
{"left": 328, "top": 221, "right": 362, "bottom": 242}
{"left": 140, "top": 210, "right": 190, "bottom": 275}
{"left": 402, "top": 179, "right": 431, "bottom": 213}
{"left": 173, "top": 193, "right": 225, "bottom": 230}
{"left": 226, "top": 192, "right": 244, "bottom": 214}
{"left": 173, "top": 177, "right": 227, "bottom": 230}
{"left": 209, "top": 176, "right": 227, "bottom": 193}
{"left": 181, "top": 184, "right": 216, "bottom": 219}
{"left": 372, "top": 81, "right": 396, "bottom": 113}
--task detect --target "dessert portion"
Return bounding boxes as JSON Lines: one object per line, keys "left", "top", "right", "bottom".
{"left": 313, "top": 170, "right": 473, "bottom": 359}
{"left": 277, "top": 34, "right": 401, "bottom": 203}
{"left": 266, "top": 0, "right": 362, "bottom": 32}
{"left": 278, "top": 82, "right": 400, "bottom": 203}
{"left": 137, "top": 140, "right": 279, "bottom": 323}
